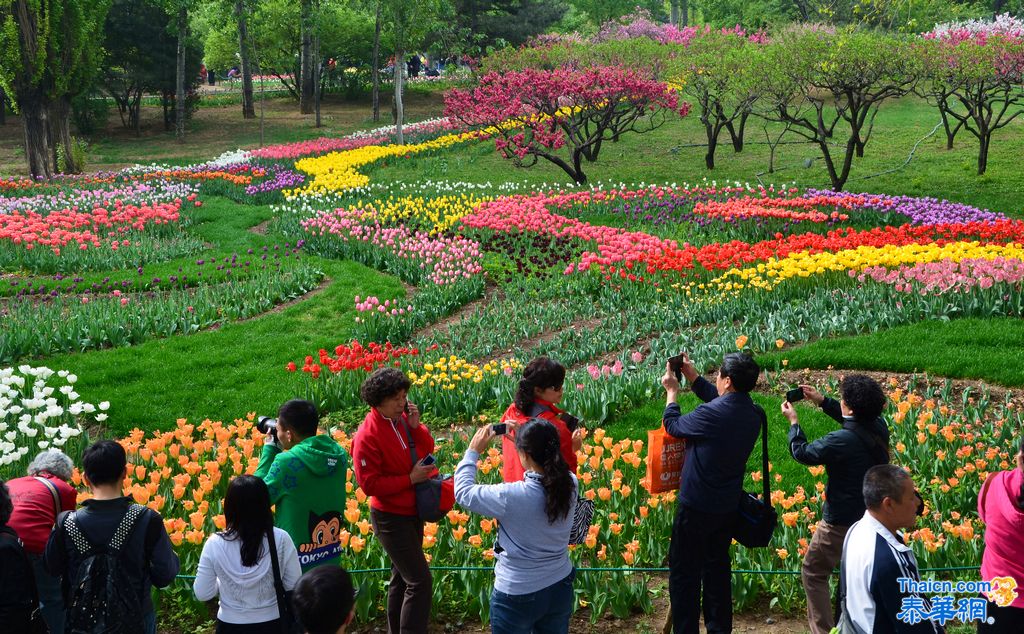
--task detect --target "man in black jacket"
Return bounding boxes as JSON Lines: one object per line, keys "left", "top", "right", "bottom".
{"left": 662, "top": 352, "right": 762, "bottom": 634}
{"left": 782, "top": 375, "right": 891, "bottom": 634}
{"left": 45, "top": 440, "right": 179, "bottom": 634}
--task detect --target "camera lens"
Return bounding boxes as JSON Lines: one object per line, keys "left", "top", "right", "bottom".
{"left": 256, "top": 416, "right": 277, "bottom": 435}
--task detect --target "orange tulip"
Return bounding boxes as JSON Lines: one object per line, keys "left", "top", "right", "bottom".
{"left": 468, "top": 535, "right": 483, "bottom": 548}
{"left": 597, "top": 488, "right": 611, "bottom": 501}
{"left": 356, "top": 520, "right": 371, "bottom": 536}
{"left": 213, "top": 514, "right": 226, "bottom": 530}
{"left": 452, "top": 526, "right": 467, "bottom": 541}
{"left": 170, "top": 531, "right": 184, "bottom": 547}
{"left": 350, "top": 536, "right": 366, "bottom": 553}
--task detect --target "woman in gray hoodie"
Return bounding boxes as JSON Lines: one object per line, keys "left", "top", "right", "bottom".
{"left": 455, "top": 418, "right": 578, "bottom": 634}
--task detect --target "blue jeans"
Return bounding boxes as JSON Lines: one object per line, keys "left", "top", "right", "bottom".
{"left": 29, "top": 553, "right": 64, "bottom": 634}
{"left": 144, "top": 610, "right": 156, "bottom": 634}
{"left": 490, "top": 570, "right": 575, "bottom": 634}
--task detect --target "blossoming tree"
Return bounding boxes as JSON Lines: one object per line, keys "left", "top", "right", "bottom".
{"left": 444, "top": 66, "right": 690, "bottom": 184}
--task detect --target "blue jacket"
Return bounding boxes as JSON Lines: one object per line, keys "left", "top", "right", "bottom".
{"left": 663, "top": 377, "right": 762, "bottom": 514}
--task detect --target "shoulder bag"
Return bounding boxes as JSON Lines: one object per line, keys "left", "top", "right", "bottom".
{"left": 267, "top": 527, "right": 302, "bottom": 634}
{"left": 400, "top": 420, "right": 453, "bottom": 522}
{"left": 732, "top": 404, "right": 778, "bottom": 548}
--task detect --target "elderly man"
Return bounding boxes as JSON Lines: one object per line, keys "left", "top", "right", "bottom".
{"left": 7, "top": 449, "right": 79, "bottom": 634}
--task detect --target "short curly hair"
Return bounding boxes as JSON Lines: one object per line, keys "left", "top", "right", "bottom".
{"left": 360, "top": 367, "right": 412, "bottom": 407}
{"left": 28, "top": 449, "right": 74, "bottom": 481}
{"left": 840, "top": 374, "right": 887, "bottom": 421}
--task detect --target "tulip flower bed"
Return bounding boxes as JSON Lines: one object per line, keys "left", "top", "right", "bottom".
{"left": 8, "top": 375, "right": 1011, "bottom": 626}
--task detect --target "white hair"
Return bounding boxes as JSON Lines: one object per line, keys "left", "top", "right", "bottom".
{"left": 27, "top": 449, "right": 74, "bottom": 481}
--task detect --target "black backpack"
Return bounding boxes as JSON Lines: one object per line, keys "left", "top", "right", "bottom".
{"left": 62, "top": 504, "right": 148, "bottom": 634}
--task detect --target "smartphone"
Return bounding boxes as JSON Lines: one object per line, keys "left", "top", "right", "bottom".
{"left": 786, "top": 387, "right": 805, "bottom": 403}
{"left": 668, "top": 353, "right": 686, "bottom": 382}
{"left": 491, "top": 423, "right": 507, "bottom": 435}
{"left": 404, "top": 402, "right": 410, "bottom": 414}
{"left": 559, "top": 413, "right": 580, "bottom": 432}
{"left": 421, "top": 453, "right": 436, "bottom": 466}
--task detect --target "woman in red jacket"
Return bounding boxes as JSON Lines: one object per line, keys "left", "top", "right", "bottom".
{"left": 352, "top": 367, "right": 436, "bottom": 634}
{"left": 500, "top": 357, "right": 583, "bottom": 482}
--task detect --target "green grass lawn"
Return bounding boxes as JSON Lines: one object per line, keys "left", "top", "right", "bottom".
{"left": 36, "top": 197, "right": 406, "bottom": 436}
{"left": 762, "top": 318, "right": 1024, "bottom": 387}
{"left": 370, "top": 96, "right": 1024, "bottom": 216}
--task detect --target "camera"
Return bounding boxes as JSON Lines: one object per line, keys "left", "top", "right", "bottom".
{"left": 491, "top": 423, "right": 507, "bottom": 436}
{"left": 786, "top": 388, "right": 805, "bottom": 403}
{"left": 257, "top": 416, "right": 278, "bottom": 439}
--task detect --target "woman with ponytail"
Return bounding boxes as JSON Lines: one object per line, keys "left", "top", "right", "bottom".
{"left": 977, "top": 438, "right": 1024, "bottom": 632}
{"left": 500, "top": 357, "right": 583, "bottom": 482}
{"left": 193, "top": 475, "right": 302, "bottom": 633}
{"left": 455, "top": 418, "right": 577, "bottom": 634}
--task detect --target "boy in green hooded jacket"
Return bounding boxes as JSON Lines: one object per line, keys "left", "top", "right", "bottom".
{"left": 255, "top": 399, "right": 348, "bottom": 571}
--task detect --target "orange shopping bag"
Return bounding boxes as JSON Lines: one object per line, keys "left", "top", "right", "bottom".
{"left": 644, "top": 426, "right": 686, "bottom": 494}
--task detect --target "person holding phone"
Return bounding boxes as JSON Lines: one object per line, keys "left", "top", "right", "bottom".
{"left": 781, "top": 374, "right": 891, "bottom": 634}
{"left": 454, "top": 418, "right": 578, "bottom": 634}
{"left": 352, "top": 367, "right": 437, "bottom": 634}
{"left": 500, "top": 357, "right": 584, "bottom": 482}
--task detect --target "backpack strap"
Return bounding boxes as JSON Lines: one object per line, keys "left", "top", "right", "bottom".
{"left": 34, "top": 476, "right": 62, "bottom": 518}
{"left": 754, "top": 404, "right": 770, "bottom": 504}
{"left": 63, "top": 504, "right": 147, "bottom": 556}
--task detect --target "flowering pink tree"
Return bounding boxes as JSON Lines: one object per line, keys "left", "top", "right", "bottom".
{"left": 919, "top": 28, "right": 1024, "bottom": 173}
{"left": 444, "top": 66, "right": 689, "bottom": 184}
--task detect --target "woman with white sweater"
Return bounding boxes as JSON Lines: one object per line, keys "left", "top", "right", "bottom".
{"left": 194, "top": 475, "right": 302, "bottom": 633}
{"left": 455, "top": 418, "right": 578, "bottom": 634}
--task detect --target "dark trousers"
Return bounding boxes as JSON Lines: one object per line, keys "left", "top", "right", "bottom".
{"left": 216, "top": 619, "right": 282, "bottom": 634}
{"left": 977, "top": 602, "right": 1024, "bottom": 633}
{"left": 669, "top": 504, "right": 736, "bottom": 634}
{"left": 370, "top": 507, "right": 432, "bottom": 634}
{"left": 490, "top": 570, "right": 575, "bottom": 634}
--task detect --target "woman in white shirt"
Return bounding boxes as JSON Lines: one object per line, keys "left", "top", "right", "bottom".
{"left": 194, "top": 475, "right": 302, "bottom": 633}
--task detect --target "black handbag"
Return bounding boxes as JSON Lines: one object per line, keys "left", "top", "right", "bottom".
{"left": 400, "top": 420, "right": 451, "bottom": 522}
{"left": 267, "top": 527, "right": 302, "bottom": 634}
{"left": 733, "top": 405, "right": 778, "bottom": 548}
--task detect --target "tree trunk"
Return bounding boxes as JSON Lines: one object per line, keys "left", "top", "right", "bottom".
{"left": 726, "top": 111, "right": 748, "bottom": 152}
{"left": 0, "top": 86, "right": 6, "bottom": 125}
{"left": 313, "top": 20, "right": 322, "bottom": 128}
{"left": 704, "top": 123, "right": 719, "bottom": 169}
{"left": 176, "top": 6, "right": 187, "bottom": 142}
{"left": 236, "top": 0, "right": 256, "bottom": 119}
{"left": 50, "top": 96, "right": 79, "bottom": 174}
{"left": 21, "top": 92, "right": 53, "bottom": 179}
{"left": 680, "top": 0, "right": 688, "bottom": 26}
{"left": 394, "top": 47, "right": 405, "bottom": 144}
{"left": 670, "top": 0, "right": 679, "bottom": 26}
{"left": 978, "top": 130, "right": 990, "bottom": 175}
{"left": 299, "top": 0, "right": 314, "bottom": 114}
{"left": 371, "top": 2, "right": 382, "bottom": 122}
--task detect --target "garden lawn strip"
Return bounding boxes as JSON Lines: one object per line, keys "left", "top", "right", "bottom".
{"left": 761, "top": 317, "right": 1024, "bottom": 387}
{"left": 39, "top": 258, "right": 405, "bottom": 435}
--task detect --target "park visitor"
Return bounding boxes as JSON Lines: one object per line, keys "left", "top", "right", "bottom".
{"left": 455, "top": 419, "right": 577, "bottom": 634}
{"left": 6, "top": 449, "right": 78, "bottom": 634}
{"left": 499, "top": 357, "right": 582, "bottom": 482}
{"left": 976, "top": 438, "right": 1024, "bottom": 632}
{"left": 255, "top": 398, "right": 348, "bottom": 572}
{"left": 45, "top": 439, "right": 179, "bottom": 634}
{"left": 193, "top": 475, "right": 302, "bottom": 634}
{"left": 782, "top": 375, "right": 891, "bottom": 634}
{"left": 292, "top": 565, "right": 358, "bottom": 634}
{"left": 0, "top": 478, "right": 39, "bottom": 632}
{"left": 661, "top": 351, "right": 763, "bottom": 634}
{"left": 839, "top": 464, "right": 942, "bottom": 633}
{"left": 352, "top": 367, "right": 437, "bottom": 634}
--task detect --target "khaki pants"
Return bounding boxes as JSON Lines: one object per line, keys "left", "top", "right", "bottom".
{"left": 802, "top": 520, "right": 850, "bottom": 634}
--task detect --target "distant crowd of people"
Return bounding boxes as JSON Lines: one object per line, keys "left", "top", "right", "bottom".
{"left": 1, "top": 352, "right": 1022, "bottom": 633}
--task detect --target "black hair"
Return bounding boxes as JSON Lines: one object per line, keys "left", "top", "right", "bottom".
{"left": 277, "top": 399, "right": 319, "bottom": 438}
{"left": 0, "top": 480, "right": 12, "bottom": 525}
{"left": 841, "top": 375, "right": 887, "bottom": 422}
{"left": 515, "top": 418, "right": 574, "bottom": 523}
{"left": 719, "top": 353, "right": 759, "bottom": 393}
{"left": 222, "top": 475, "right": 273, "bottom": 567}
{"left": 82, "top": 439, "right": 127, "bottom": 486}
{"left": 863, "top": 464, "right": 911, "bottom": 510}
{"left": 514, "top": 357, "right": 566, "bottom": 415}
{"left": 293, "top": 565, "right": 356, "bottom": 634}
{"left": 360, "top": 367, "right": 412, "bottom": 408}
